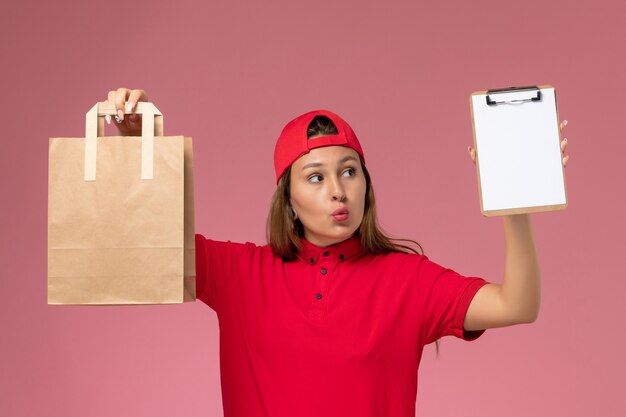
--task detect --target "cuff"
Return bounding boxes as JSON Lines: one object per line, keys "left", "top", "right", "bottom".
{"left": 453, "top": 278, "right": 490, "bottom": 341}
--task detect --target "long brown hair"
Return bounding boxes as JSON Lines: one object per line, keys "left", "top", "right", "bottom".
{"left": 265, "top": 115, "right": 443, "bottom": 356}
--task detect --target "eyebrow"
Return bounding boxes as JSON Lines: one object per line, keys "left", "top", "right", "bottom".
{"left": 301, "top": 156, "right": 359, "bottom": 171}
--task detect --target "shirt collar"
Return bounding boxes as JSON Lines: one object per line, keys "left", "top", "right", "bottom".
{"left": 297, "top": 234, "right": 363, "bottom": 265}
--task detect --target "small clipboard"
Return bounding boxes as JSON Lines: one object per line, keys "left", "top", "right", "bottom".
{"left": 469, "top": 85, "right": 568, "bottom": 216}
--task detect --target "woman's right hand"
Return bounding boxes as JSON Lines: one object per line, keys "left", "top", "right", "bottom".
{"left": 105, "top": 88, "right": 150, "bottom": 136}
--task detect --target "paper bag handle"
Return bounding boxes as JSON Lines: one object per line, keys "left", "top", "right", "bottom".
{"left": 84, "top": 102, "right": 164, "bottom": 181}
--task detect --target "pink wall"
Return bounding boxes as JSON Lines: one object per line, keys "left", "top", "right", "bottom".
{"left": 1, "top": 0, "right": 624, "bottom": 415}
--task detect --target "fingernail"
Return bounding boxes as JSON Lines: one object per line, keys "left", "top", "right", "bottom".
{"left": 564, "top": 138, "right": 568, "bottom": 142}
{"left": 117, "top": 109, "right": 124, "bottom": 121}
{"left": 564, "top": 120, "right": 568, "bottom": 126}
{"left": 105, "top": 115, "right": 111, "bottom": 125}
{"left": 125, "top": 101, "right": 133, "bottom": 113}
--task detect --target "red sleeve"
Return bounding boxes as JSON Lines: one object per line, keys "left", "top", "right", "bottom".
{"left": 418, "top": 255, "right": 491, "bottom": 344}
{"left": 194, "top": 233, "right": 254, "bottom": 312}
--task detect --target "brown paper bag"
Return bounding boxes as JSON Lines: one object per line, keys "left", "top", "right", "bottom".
{"left": 48, "top": 102, "right": 195, "bottom": 304}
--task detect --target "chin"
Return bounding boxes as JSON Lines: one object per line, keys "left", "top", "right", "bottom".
{"left": 302, "top": 217, "right": 361, "bottom": 244}
{"left": 328, "top": 226, "right": 359, "bottom": 241}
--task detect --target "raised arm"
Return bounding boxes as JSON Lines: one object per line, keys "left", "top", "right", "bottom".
{"left": 464, "top": 214, "right": 540, "bottom": 330}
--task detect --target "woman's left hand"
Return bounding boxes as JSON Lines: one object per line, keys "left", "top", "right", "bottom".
{"left": 467, "top": 120, "right": 570, "bottom": 167}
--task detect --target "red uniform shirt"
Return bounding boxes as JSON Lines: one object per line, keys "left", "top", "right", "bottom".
{"left": 195, "top": 233, "right": 490, "bottom": 417}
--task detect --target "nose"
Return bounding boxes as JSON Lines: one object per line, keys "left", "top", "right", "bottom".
{"left": 330, "top": 176, "right": 346, "bottom": 202}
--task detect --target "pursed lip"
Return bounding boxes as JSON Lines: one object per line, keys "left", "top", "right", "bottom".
{"left": 331, "top": 207, "right": 349, "bottom": 216}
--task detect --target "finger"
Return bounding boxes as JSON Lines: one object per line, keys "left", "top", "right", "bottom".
{"left": 563, "top": 155, "right": 569, "bottom": 167}
{"left": 559, "top": 120, "right": 568, "bottom": 131}
{"left": 126, "top": 90, "right": 147, "bottom": 124}
{"left": 104, "top": 91, "right": 118, "bottom": 124}
{"left": 114, "top": 88, "right": 130, "bottom": 121}
{"left": 468, "top": 146, "right": 476, "bottom": 163}
{"left": 127, "top": 89, "right": 148, "bottom": 110}
{"left": 561, "top": 138, "right": 568, "bottom": 153}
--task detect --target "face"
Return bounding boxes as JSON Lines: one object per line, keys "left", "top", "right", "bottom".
{"left": 289, "top": 145, "right": 367, "bottom": 247}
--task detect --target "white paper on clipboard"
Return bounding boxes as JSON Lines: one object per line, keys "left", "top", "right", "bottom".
{"left": 469, "top": 85, "right": 567, "bottom": 216}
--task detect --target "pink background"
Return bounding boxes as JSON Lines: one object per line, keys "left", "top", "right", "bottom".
{"left": 1, "top": 0, "right": 624, "bottom": 416}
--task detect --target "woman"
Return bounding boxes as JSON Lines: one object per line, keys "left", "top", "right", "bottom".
{"left": 105, "top": 88, "right": 570, "bottom": 417}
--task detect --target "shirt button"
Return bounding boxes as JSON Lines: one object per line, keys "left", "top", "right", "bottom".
{"left": 309, "top": 258, "right": 314, "bottom": 264}
{"left": 323, "top": 251, "right": 329, "bottom": 257}
{"left": 320, "top": 268, "right": 327, "bottom": 275}
{"left": 315, "top": 293, "right": 323, "bottom": 299}
{"left": 339, "top": 254, "right": 345, "bottom": 261}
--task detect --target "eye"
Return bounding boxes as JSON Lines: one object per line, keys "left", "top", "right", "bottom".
{"left": 308, "top": 174, "right": 323, "bottom": 183}
{"left": 343, "top": 167, "right": 356, "bottom": 177}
